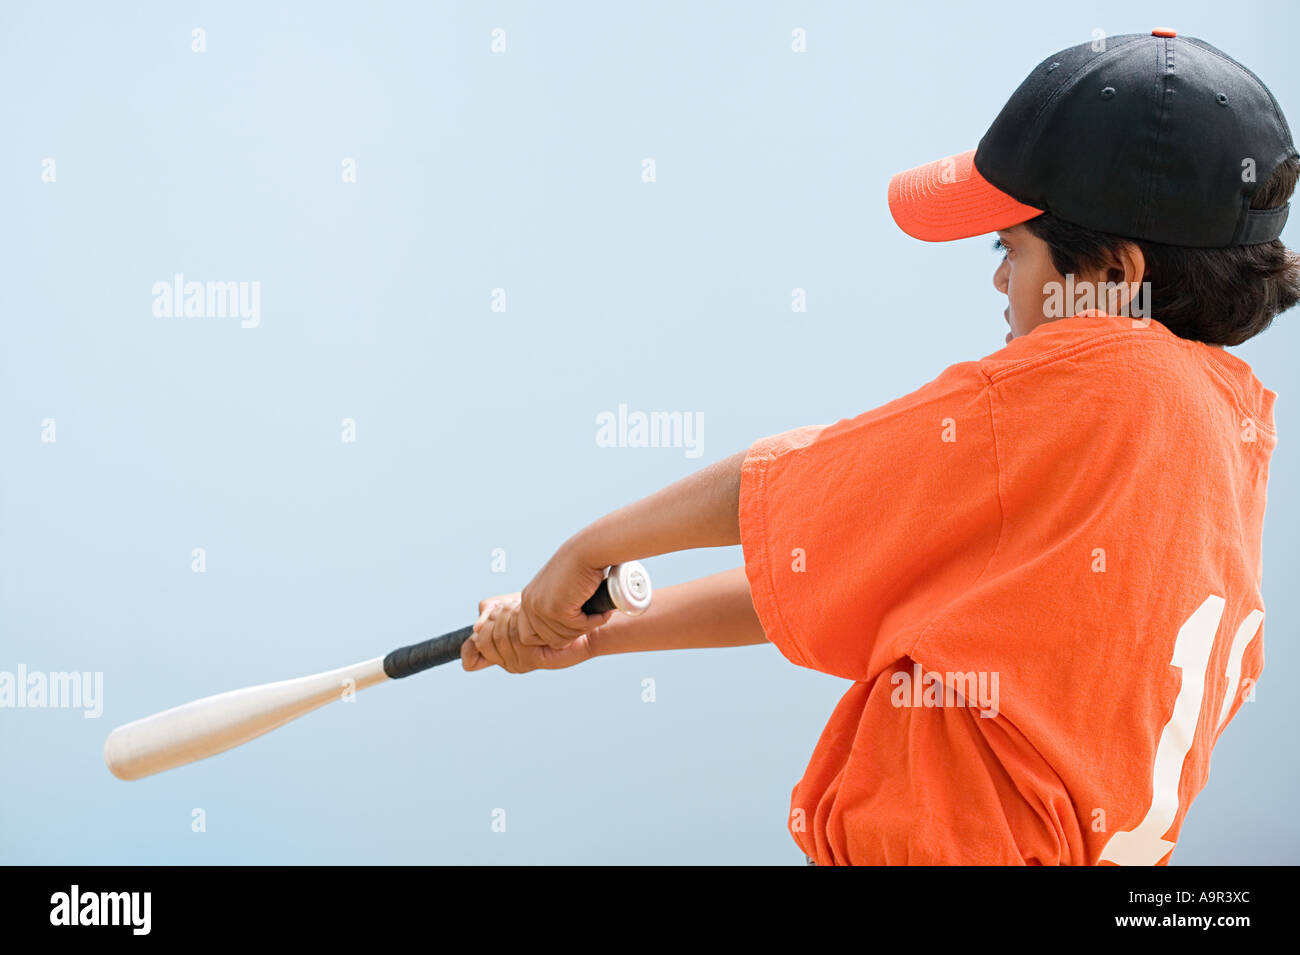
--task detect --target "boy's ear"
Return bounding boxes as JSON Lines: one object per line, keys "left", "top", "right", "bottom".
{"left": 1108, "top": 241, "right": 1147, "bottom": 287}
{"left": 1097, "top": 241, "right": 1147, "bottom": 315}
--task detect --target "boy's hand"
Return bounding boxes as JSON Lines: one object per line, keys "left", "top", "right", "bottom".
{"left": 462, "top": 593, "right": 597, "bottom": 674}
{"left": 517, "top": 539, "right": 617, "bottom": 649}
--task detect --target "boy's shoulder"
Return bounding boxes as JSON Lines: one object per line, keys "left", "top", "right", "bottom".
{"left": 977, "top": 311, "right": 1185, "bottom": 380}
{"left": 971, "top": 310, "right": 1276, "bottom": 435}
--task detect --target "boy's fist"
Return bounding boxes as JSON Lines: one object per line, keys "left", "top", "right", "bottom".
{"left": 462, "top": 594, "right": 597, "bottom": 674}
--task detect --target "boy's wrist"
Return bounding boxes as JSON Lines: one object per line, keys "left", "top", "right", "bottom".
{"left": 585, "top": 612, "right": 628, "bottom": 659}
{"left": 567, "top": 520, "right": 615, "bottom": 571}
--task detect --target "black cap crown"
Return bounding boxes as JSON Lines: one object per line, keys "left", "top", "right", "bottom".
{"left": 975, "top": 31, "right": 1296, "bottom": 247}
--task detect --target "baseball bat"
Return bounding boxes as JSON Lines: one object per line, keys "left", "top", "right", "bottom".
{"left": 103, "top": 562, "right": 652, "bottom": 781}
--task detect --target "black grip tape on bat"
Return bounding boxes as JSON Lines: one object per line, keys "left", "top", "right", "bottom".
{"left": 381, "top": 576, "right": 618, "bottom": 680}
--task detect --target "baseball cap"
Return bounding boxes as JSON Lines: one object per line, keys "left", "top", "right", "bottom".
{"left": 888, "top": 29, "right": 1297, "bottom": 247}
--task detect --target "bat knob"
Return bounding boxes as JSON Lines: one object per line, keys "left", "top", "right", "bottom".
{"left": 606, "top": 561, "right": 652, "bottom": 616}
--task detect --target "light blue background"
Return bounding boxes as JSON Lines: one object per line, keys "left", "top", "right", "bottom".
{"left": 2, "top": 1, "right": 1296, "bottom": 864}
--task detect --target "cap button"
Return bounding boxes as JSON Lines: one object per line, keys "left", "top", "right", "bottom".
{"left": 1152, "top": 27, "right": 1177, "bottom": 37}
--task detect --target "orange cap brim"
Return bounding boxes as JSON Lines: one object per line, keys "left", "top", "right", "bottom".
{"left": 888, "top": 149, "right": 1043, "bottom": 242}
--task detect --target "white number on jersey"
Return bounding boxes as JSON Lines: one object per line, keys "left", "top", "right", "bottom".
{"left": 1099, "top": 595, "right": 1262, "bottom": 866}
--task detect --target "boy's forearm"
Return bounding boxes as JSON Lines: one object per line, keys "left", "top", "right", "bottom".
{"left": 589, "top": 566, "right": 768, "bottom": 656}
{"left": 573, "top": 451, "right": 746, "bottom": 567}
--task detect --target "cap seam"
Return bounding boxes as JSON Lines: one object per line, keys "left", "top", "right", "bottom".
{"left": 1022, "top": 35, "right": 1144, "bottom": 137}
{"left": 1183, "top": 37, "right": 1298, "bottom": 242}
{"left": 1184, "top": 37, "right": 1297, "bottom": 147}
{"left": 1137, "top": 37, "right": 1175, "bottom": 240}
{"left": 978, "top": 36, "right": 1142, "bottom": 211}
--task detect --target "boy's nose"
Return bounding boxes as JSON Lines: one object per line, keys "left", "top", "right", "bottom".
{"left": 992, "top": 259, "right": 1009, "bottom": 294}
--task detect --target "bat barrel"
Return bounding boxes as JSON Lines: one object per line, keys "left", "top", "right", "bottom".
{"left": 104, "top": 657, "right": 388, "bottom": 781}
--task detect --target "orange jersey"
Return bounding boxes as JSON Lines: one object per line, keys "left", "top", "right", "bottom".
{"left": 739, "top": 312, "right": 1274, "bottom": 865}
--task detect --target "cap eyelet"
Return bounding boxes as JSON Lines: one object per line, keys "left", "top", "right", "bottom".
{"left": 1101, "top": 86, "right": 1116, "bottom": 99}
{"left": 1047, "top": 62, "right": 1059, "bottom": 72}
{"left": 1216, "top": 92, "right": 1229, "bottom": 106}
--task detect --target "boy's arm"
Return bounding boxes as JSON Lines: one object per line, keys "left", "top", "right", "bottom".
{"left": 464, "top": 567, "right": 768, "bottom": 673}
{"left": 589, "top": 567, "right": 767, "bottom": 656}
{"left": 577, "top": 451, "right": 747, "bottom": 565}
{"left": 517, "top": 451, "right": 748, "bottom": 648}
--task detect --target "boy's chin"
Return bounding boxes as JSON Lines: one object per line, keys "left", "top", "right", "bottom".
{"left": 1005, "top": 330, "right": 1014, "bottom": 344}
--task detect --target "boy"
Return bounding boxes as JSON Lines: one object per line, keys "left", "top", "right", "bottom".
{"left": 463, "top": 30, "right": 1299, "bottom": 865}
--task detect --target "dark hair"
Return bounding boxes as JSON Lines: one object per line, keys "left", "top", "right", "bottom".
{"left": 1024, "top": 156, "right": 1300, "bottom": 345}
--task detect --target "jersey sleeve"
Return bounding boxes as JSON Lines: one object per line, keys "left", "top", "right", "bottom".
{"left": 738, "top": 361, "right": 1002, "bottom": 681}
